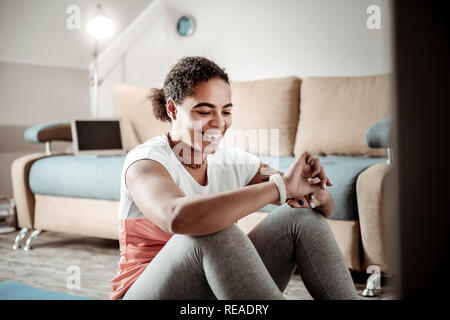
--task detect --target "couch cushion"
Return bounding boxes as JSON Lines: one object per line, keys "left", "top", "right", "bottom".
{"left": 257, "top": 156, "right": 385, "bottom": 220}
{"left": 114, "top": 84, "right": 171, "bottom": 151}
{"left": 29, "top": 155, "right": 125, "bottom": 201}
{"left": 225, "top": 77, "right": 301, "bottom": 157}
{"left": 294, "top": 74, "right": 393, "bottom": 157}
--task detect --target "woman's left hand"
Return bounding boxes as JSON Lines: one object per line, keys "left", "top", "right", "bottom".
{"left": 286, "top": 189, "right": 334, "bottom": 218}
{"left": 301, "top": 154, "right": 333, "bottom": 190}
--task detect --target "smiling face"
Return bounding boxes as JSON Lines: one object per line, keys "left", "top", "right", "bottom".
{"left": 167, "top": 78, "right": 233, "bottom": 155}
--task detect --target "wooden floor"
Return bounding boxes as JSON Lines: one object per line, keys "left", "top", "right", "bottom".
{"left": 0, "top": 229, "right": 395, "bottom": 300}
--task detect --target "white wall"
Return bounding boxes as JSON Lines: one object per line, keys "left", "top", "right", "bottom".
{"left": 0, "top": 0, "right": 153, "bottom": 69}
{"left": 97, "top": 0, "right": 392, "bottom": 117}
{"left": 0, "top": 62, "right": 90, "bottom": 125}
{"left": 0, "top": 62, "right": 90, "bottom": 197}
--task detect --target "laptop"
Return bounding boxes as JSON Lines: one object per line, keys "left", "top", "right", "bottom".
{"left": 71, "top": 119, "right": 126, "bottom": 156}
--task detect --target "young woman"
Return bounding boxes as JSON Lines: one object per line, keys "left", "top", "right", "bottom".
{"left": 110, "top": 56, "right": 359, "bottom": 300}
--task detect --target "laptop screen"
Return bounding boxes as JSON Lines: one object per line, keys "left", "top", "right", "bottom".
{"left": 74, "top": 120, "right": 123, "bottom": 151}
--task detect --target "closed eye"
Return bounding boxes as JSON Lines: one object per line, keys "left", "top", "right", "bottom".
{"left": 197, "top": 111, "right": 232, "bottom": 115}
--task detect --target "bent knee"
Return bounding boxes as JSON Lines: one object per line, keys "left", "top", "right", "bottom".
{"left": 272, "top": 206, "right": 326, "bottom": 228}
{"left": 180, "top": 223, "right": 246, "bottom": 247}
{"left": 198, "top": 223, "right": 246, "bottom": 242}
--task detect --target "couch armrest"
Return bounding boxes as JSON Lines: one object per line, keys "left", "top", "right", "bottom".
{"left": 356, "top": 162, "right": 391, "bottom": 274}
{"left": 24, "top": 122, "right": 72, "bottom": 144}
{"left": 365, "top": 117, "right": 392, "bottom": 148}
{"left": 10, "top": 153, "right": 64, "bottom": 229}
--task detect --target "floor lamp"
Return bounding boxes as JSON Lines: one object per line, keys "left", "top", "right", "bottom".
{"left": 87, "top": 4, "right": 116, "bottom": 119}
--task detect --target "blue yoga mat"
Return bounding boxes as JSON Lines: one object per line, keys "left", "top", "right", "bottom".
{"left": 0, "top": 281, "right": 95, "bottom": 300}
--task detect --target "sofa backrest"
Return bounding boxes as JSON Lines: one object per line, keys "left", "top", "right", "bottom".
{"left": 293, "top": 74, "right": 393, "bottom": 157}
{"left": 114, "top": 74, "right": 392, "bottom": 157}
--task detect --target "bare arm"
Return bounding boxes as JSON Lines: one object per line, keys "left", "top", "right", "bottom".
{"left": 126, "top": 159, "right": 280, "bottom": 236}
{"left": 126, "top": 152, "right": 323, "bottom": 236}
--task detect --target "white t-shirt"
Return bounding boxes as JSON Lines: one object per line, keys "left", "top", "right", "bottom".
{"left": 119, "top": 134, "right": 261, "bottom": 220}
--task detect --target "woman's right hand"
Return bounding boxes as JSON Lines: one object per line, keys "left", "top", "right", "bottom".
{"left": 282, "top": 151, "right": 327, "bottom": 199}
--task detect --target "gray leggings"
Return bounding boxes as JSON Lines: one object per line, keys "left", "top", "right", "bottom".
{"left": 122, "top": 205, "right": 359, "bottom": 300}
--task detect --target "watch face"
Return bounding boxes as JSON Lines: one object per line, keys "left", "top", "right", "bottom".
{"left": 177, "top": 16, "right": 195, "bottom": 36}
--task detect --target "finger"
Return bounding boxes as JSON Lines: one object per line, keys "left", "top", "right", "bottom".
{"left": 288, "top": 196, "right": 309, "bottom": 208}
{"left": 303, "top": 151, "right": 313, "bottom": 162}
{"left": 287, "top": 199, "right": 302, "bottom": 208}
{"left": 311, "top": 158, "right": 322, "bottom": 177}
{"left": 314, "top": 165, "right": 324, "bottom": 181}
{"left": 304, "top": 152, "right": 314, "bottom": 167}
{"left": 322, "top": 177, "right": 328, "bottom": 189}
{"left": 286, "top": 152, "right": 308, "bottom": 176}
{"left": 304, "top": 194, "right": 311, "bottom": 202}
{"left": 307, "top": 157, "right": 315, "bottom": 169}
{"left": 312, "top": 165, "right": 329, "bottom": 190}
{"left": 306, "top": 154, "right": 314, "bottom": 168}
{"left": 302, "top": 151, "right": 314, "bottom": 162}
{"left": 310, "top": 183, "right": 322, "bottom": 194}
{"left": 293, "top": 151, "right": 308, "bottom": 168}
{"left": 307, "top": 177, "right": 321, "bottom": 184}
{"left": 309, "top": 159, "right": 322, "bottom": 180}
{"left": 323, "top": 177, "right": 333, "bottom": 189}
{"left": 308, "top": 197, "right": 320, "bottom": 209}
{"left": 317, "top": 167, "right": 328, "bottom": 189}
{"left": 297, "top": 197, "right": 309, "bottom": 208}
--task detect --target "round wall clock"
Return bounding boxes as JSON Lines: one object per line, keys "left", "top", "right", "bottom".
{"left": 176, "top": 16, "right": 195, "bottom": 36}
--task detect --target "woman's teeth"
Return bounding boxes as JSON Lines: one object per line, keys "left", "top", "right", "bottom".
{"left": 203, "top": 133, "right": 221, "bottom": 141}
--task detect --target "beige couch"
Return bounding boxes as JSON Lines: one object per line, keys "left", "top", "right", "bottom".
{"left": 11, "top": 75, "right": 393, "bottom": 274}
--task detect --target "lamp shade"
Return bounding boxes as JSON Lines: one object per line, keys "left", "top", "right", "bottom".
{"left": 87, "top": 16, "right": 116, "bottom": 40}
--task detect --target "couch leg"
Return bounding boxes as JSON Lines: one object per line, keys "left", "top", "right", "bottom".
{"left": 12, "top": 228, "right": 31, "bottom": 250}
{"left": 23, "top": 229, "right": 42, "bottom": 251}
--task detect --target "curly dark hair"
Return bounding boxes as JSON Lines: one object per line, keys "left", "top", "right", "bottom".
{"left": 149, "top": 56, "right": 230, "bottom": 122}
